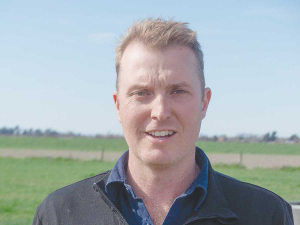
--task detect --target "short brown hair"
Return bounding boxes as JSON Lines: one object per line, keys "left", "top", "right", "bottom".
{"left": 115, "top": 18, "right": 205, "bottom": 97}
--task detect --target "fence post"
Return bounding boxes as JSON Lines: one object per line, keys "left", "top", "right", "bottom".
{"left": 239, "top": 151, "right": 243, "bottom": 165}
{"left": 100, "top": 148, "right": 104, "bottom": 161}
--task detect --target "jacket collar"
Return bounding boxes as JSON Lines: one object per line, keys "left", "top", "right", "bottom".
{"left": 93, "top": 171, "right": 111, "bottom": 193}
{"left": 184, "top": 149, "right": 239, "bottom": 224}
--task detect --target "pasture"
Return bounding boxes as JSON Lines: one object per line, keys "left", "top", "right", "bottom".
{"left": 0, "top": 136, "right": 299, "bottom": 155}
{"left": 0, "top": 136, "right": 299, "bottom": 224}
{"left": 0, "top": 157, "right": 299, "bottom": 225}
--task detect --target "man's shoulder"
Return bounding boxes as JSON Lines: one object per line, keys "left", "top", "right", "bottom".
{"left": 46, "top": 170, "right": 110, "bottom": 200}
{"left": 35, "top": 170, "right": 111, "bottom": 221}
{"left": 216, "top": 171, "right": 287, "bottom": 204}
{"left": 214, "top": 171, "right": 293, "bottom": 224}
{"left": 33, "top": 170, "right": 129, "bottom": 224}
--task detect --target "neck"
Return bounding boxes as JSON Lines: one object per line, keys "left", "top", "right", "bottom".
{"left": 126, "top": 152, "right": 200, "bottom": 203}
{"left": 126, "top": 150, "right": 200, "bottom": 224}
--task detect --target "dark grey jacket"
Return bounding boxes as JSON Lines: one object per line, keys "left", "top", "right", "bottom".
{"left": 33, "top": 161, "right": 294, "bottom": 225}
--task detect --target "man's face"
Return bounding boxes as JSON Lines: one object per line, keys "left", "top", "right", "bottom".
{"left": 113, "top": 42, "right": 211, "bottom": 167}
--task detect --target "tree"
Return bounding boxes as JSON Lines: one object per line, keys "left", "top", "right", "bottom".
{"left": 262, "top": 133, "right": 270, "bottom": 142}
{"left": 212, "top": 135, "right": 218, "bottom": 142}
{"left": 44, "top": 129, "right": 59, "bottom": 137}
{"left": 269, "top": 131, "right": 277, "bottom": 142}
{"left": 13, "top": 126, "right": 20, "bottom": 135}
{"left": 33, "top": 129, "right": 43, "bottom": 137}
{"left": 289, "top": 134, "right": 299, "bottom": 142}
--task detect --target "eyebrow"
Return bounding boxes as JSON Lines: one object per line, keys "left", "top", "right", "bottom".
{"left": 167, "top": 82, "right": 191, "bottom": 90}
{"left": 126, "top": 82, "right": 192, "bottom": 95}
{"left": 126, "top": 84, "right": 151, "bottom": 96}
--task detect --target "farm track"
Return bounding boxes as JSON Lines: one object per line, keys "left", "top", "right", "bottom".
{"left": 1, "top": 149, "right": 300, "bottom": 169}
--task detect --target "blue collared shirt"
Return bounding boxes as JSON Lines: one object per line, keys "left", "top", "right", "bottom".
{"left": 105, "top": 147, "right": 208, "bottom": 225}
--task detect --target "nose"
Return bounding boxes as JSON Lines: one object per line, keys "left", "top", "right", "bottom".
{"left": 151, "top": 95, "right": 171, "bottom": 121}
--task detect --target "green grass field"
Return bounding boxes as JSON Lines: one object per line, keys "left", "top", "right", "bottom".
{"left": 0, "top": 157, "right": 299, "bottom": 225}
{"left": 0, "top": 157, "right": 115, "bottom": 225}
{"left": 0, "top": 136, "right": 128, "bottom": 152}
{"left": 0, "top": 136, "right": 299, "bottom": 155}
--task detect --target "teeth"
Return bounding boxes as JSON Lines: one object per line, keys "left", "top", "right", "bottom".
{"left": 148, "top": 130, "right": 174, "bottom": 137}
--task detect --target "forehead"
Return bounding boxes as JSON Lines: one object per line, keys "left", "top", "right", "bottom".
{"left": 118, "top": 42, "right": 200, "bottom": 89}
{"left": 121, "top": 42, "right": 197, "bottom": 68}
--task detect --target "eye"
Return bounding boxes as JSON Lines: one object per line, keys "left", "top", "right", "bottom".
{"left": 172, "top": 90, "right": 185, "bottom": 94}
{"left": 137, "top": 91, "right": 147, "bottom": 96}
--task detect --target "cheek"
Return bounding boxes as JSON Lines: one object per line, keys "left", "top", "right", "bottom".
{"left": 179, "top": 101, "right": 202, "bottom": 132}
{"left": 182, "top": 101, "right": 202, "bottom": 119}
{"left": 119, "top": 104, "right": 149, "bottom": 133}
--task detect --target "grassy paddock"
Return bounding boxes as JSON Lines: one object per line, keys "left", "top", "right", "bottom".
{"left": 0, "top": 157, "right": 299, "bottom": 225}
{"left": 0, "top": 136, "right": 129, "bottom": 152}
{"left": 196, "top": 141, "right": 300, "bottom": 155}
{"left": 0, "top": 136, "right": 299, "bottom": 155}
{"left": 0, "top": 157, "right": 115, "bottom": 225}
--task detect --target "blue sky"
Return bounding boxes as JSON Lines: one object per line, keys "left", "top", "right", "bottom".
{"left": 1, "top": 0, "right": 299, "bottom": 137}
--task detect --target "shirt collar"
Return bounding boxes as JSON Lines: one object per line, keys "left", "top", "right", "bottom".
{"left": 189, "top": 148, "right": 209, "bottom": 210}
{"left": 106, "top": 151, "right": 129, "bottom": 185}
{"left": 105, "top": 147, "right": 209, "bottom": 211}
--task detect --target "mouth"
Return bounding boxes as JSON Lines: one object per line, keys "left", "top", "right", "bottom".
{"left": 145, "top": 130, "right": 175, "bottom": 139}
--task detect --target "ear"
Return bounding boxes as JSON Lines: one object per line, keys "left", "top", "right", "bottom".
{"left": 201, "top": 87, "right": 212, "bottom": 120}
{"left": 113, "top": 91, "right": 121, "bottom": 123}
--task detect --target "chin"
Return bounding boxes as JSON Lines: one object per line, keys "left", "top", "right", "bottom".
{"left": 144, "top": 158, "right": 175, "bottom": 169}
{"left": 140, "top": 150, "right": 178, "bottom": 168}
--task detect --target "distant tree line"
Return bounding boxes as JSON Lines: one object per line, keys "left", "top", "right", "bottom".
{"left": 199, "top": 131, "right": 299, "bottom": 144}
{"left": 0, "top": 126, "right": 62, "bottom": 137}
{"left": 0, "top": 126, "right": 299, "bottom": 143}
{"left": 0, "top": 126, "right": 123, "bottom": 139}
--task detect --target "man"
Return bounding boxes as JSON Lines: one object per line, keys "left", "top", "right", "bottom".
{"left": 33, "top": 18, "right": 294, "bottom": 225}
